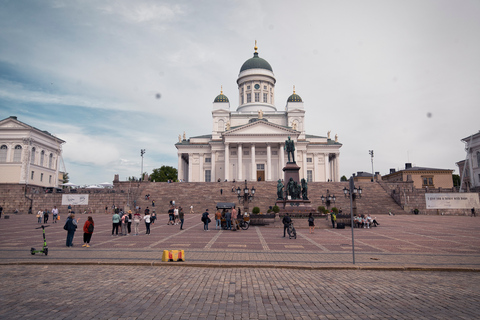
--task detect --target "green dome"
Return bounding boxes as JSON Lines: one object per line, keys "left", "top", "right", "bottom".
{"left": 214, "top": 93, "right": 229, "bottom": 103}
{"left": 287, "top": 93, "right": 302, "bottom": 102}
{"left": 240, "top": 52, "right": 273, "bottom": 72}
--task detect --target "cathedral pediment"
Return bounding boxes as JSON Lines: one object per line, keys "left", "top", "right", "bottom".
{"left": 0, "top": 117, "right": 29, "bottom": 129}
{"left": 223, "top": 119, "right": 296, "bottom": 136}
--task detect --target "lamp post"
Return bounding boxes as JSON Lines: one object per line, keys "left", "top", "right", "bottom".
{"left": 369, "top": 150, "right": 374, "bottom": 182}
{"left": 140, "top": 149, "right": 146, "bottom": 181}
{"left": 343, "top": 177, "right": 363, "bottom": 264}
{"left": 236, "top": 180, "right": 255, "bottom": 213}
{"left": 321, "top": 189, "right": 336, "bottom": 211}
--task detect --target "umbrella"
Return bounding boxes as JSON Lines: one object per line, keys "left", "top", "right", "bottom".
{"left": 60, "top": 182, "right": 78, "bottom": 187}
{"left": 86, "top": 185, "right": 102, "bottom": 189}
{"left": 99, "top": 182, "right": 114, "bottom": 187}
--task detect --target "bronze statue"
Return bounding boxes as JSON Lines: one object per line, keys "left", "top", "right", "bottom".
{"left": 287, "top": 178, "right": 296, "bottom": 199}
{"left": 301, "top": 178, "right": 308, "bottom": 200}
{"left": 284, "top": 136, "right": 295, "bottom": 163}
{"left": 276, "top": 179, "right": 284, "bottom": 200}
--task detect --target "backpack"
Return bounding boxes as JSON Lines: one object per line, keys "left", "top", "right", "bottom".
{"left": 308, "top": 216, "right": 313, "bottom": 223}
{"left": 63, "top": 220, "right": 68, "bottom": 230}
{"left": 87, "top": 223, "right": 94, "bottom": 233}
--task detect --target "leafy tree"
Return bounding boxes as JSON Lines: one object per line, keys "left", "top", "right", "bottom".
{"left": 150, "top": 166, "right": 178, "bottom": 182}
{"left": 62, "top": 172, "right": 69, "bottom": 184}
{"left": 252, "top": 206, "right": 260, "bottom": 214}
{"left": 272, "top": 205, "right": 280, "bottom": 213}
{"left": 340, "top": 175, "right": 348, "bottom": 181}
{"left": 452, "top": 174, "right": 460, "bottom": 187}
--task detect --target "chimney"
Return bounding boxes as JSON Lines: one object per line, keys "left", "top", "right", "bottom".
{"left": 405, "top": 163, "right": 412, "bottom": 169}
{"left": 390, "top": 168, "right": 396, "bottom": 174}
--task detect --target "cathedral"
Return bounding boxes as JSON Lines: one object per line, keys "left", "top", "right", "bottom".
{"left": 176, "top": 44, "right": 342, "bottom": 183}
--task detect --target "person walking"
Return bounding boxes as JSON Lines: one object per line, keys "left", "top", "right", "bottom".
{"left": 202, "top": 209, "right": 210, "bottom": 231}
{"left": 472, "top": 207, "right": 476, "bottom": 217}
{"left": 174, "top": 207, "right": 179, "bottom": 225}
{"left": 231, "top": 207, "right": 238, "bottom": 231}
{"left": 225, "top": 210, "right": 232, "bottom": 230}
{"left": 282, "top": 213, "right": 291, "bottom": 237}
{"left": 179, "top": 206, "right": 185, "bottom": 230}
{"left": 215, "top": 209, "right": 222, "bottom": 230}
{"left": 43, "top": 208, "right": 49, "bottom": 224}
{"left": 144, "top": 211, "right": 151, "bottom": 235}
{"left": 51, "top": 206, "right": 59, "bottom": 223}
{"left": 308, "top": 212, "right": 315, "bottom": 234}
{"left": 0, "top": 205, "right": 2, "bottom": 219}
{"left": 127, "top": 210, "right": 132, "bottom": 234}
{"left": 133, "top": 211, "right": 141, "bottom": 235}
{"left": 65, "top": 213, "right": 79, "bottom": 247}
{"left": 37, "top": 209, "right": 43, "bottom": 223}
{"left": 112, "top": 210, "right": 120, "bottom": 236}
{"left": 82, "top": 216, "right": 94, "bottom": 247}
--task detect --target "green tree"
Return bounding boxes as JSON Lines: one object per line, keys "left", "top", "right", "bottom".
{"left": 452, "top": 174, "right": 460, "bottom": 187}
{"left": 340, "top": 175, "right": 348, "bottom": 181}
{"left": 150, "top": 166, "right": 178, "bottom": 182}
{"left": 62, "top": 172, "right": 69, "bottom": 184}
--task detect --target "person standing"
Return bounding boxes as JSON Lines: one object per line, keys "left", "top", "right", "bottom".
{"left": 37, "top": 209, "right": 43, "bottom": 223}
{"left": 127, "top": 210, "right": 132, "bottom": 234}
{"left": 308, "top": 212, "right": 315, "bottom": 234}
{"left": 215, "top": 209, "right": 222, "bottom": 230}
{"left": 472, "top": 207, "right": 476, "bottom": 217}
{"left": 82, "top": 216, "right": 94, "bottom": 247}
{"left": 330, "top": 211, "right": 336, "bottom": 229}
{"left": 190, "top": 205, "right": 194, "bottom": 214}
{"left": 151, "top": 210, "right": 157, "bottom": 225}
{"left": 133, "top": 211, "right": 141, "bottom": 235}
{"left": 225, "top": 210, "right": 232, "bottom": 230}
{"left": 51, "top": 206, "right": 59, "bottom": 223}
{"left": 282, "top": 213, "right": 291, "bottom": 237}
{"left": 179, "top": 206, "right": 185, "bottom": 230}
{"left": 121, "top": 213, "right": 128, "bottom": 236}
{"left": 112, "top": 210, "right": 120, "bottom": 236}
{"left": 0, "top": 205, "right": 3, "bottom": 219}
{"left": 144, "top": 211, "right": 151, "bottom": 235}
{"left": 202, "top": 209, "right": 210, "bottom": 231}
{"left": 43, "top": 209, "right": 49, "bottom": 224}
{"left": 174, "top": 207, "right": 179, "bottom": 225}
{"left": 231, "top": 207, "right": 238, "bottom": 231}
{"left": 65, "top": 214, "right": 79, "bottom": 247}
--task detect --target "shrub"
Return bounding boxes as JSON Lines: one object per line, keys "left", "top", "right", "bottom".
{"left": 318, "top": 206, "right": 326, "bottom": 214}
{"left": 252, "top": 207, "right": 260, "bottom": 214}
{"left": 272, "top": 205, "right": 280, "bottom": 213}
{"left": 331, "top": 207, "right": 339, "bottom": 214}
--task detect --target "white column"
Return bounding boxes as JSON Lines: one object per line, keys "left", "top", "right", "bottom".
{"left": 211, "top": 151, "right": 216, "bottom": 182}
{"left": 225, "top": 143, "right": 230, "bottom": 181}
{"left": 313, "top": 153, "right": 319, "bottom": 182}
{"left": 238, "top": 144, "right": 243, "bottom": 181}
{"left": 302, "top": 151, "right": 307, "bottom": 180}
{"left": 199, "top": 153, "right": 204, "bottom": 182}
{"left": 188, "top": 153, "right": 193, "bottom": 182}
{"left": 177, "top": 153, "right": 183, "bottom": 181}
{"left": 251, "top": 144, "right": 256, "bottom": 181}
{"left": 324, "top": 153, "right": 330, "bottom": 182}
{"left": 266, "top": 143, "right": 272, "bottom": 181}
{"left": 279, "top": 143, "right": 285, "bottom": 176}
{"left": 335, "top": 153, "right": 340, "bottom": 182}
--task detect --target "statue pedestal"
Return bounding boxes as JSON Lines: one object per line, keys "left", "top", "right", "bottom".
{"left": 283, "top": 162, "right": 300, "bottom": 183}
{"left": 277, "top": 162, "right": 316, "bottom": 216}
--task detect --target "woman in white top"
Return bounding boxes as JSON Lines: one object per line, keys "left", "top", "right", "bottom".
{"left": 143, "top": 212, "right": 151, "bottom": 235}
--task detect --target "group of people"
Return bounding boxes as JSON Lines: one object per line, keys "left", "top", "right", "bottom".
{"left": 167, "top": 206, "right": 184, "bottom": 228}
{"left": 353, "top": 214, "right": 379, "bottom": 228}
{"left": 36, "top": 206, "right": 60, "bottom": 224}
{"left": 64, "top": 213, "right": 94, "bottom": 248}
{"left": 201, "top": 207, "right": 246, "bottom": 231}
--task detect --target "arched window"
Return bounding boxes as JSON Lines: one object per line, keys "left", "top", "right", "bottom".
{"left": 31, "top": 147, "right": 36, "bottom": 164}
{"left": 218, "top": 119, "right": 225, "bottom": 132}
{"left": 40, "top": 150, "right": 45, "bottom": 166}
{"left": 14, "top": 145, "right": 22, "bottom": 162}
{"left": 49, "top": 153, "right": 53, "bottom": 169}
{"left": 477, "top": 151, "right": 480, "bottom": 168}
{"left": 0, "top": 145, "right": 7, "bottom": 163}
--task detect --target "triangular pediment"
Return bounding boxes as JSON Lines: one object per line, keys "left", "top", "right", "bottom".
{"left": 224, "top": 120, "right": 296, "bottom": 136}
{"left": 0, "top": 117, "right": 30, "bottom": 130}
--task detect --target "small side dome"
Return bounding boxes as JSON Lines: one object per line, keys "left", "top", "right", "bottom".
{"left": 287, "top": 86, "right": 302, "bottom": 102}
{"left": 214, "top": 86, "right": 229, "bottom": 102}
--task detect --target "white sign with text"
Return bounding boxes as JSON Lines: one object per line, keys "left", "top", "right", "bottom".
{"left": 425, "top": 193, "right": 480, "bottom": 209}
{"left": 62, "top": 194, "right": 89, "bottom": 206}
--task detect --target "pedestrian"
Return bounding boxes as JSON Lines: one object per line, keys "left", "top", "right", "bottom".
{"left": 133, "top": 211, "right": 141, "bottom": 235}
{"left": 65, "top": 213, "right": 79, "bottom": 247}
{"left": 231, "top": 207, "right": 238, "bottom": 231}
{"left": 308, "top": 212, "right": 315, "bottom": 233}
{"left": 225, "top": 210, "right": 232, "bottom": 230}
{"left": 105, "top": 206, "right": 108, "bottom": 214}
{"left": 68, "top": 204, "right": 72, "bottom": 213}
{"left": 202, "top": 209, "right": 210, "bottom": 231}
{"left": 151, "top": 209, "right": 156, "bottom": 224}
{"left": 215, "top": 209, "right": 222, "bottom": 230}
{"left": 220, "top": 188, "right": 223, "bottom": 195}
{"left": 152, "top": 200, "right": 155, "bottom": 207}
{"left": 282, "top": 213, "right": 291, "bottom": 237}
{"left": 52, "top": 206, "right": 59, "bottom": 223}
{"left": 472, "top": 207, "right": 476, "bottom": 217}
{"left": 168, "top": 207, "right": 174, "bottom": 225}
{"left": 82, "top": 216, "right": 94, "bottom": 247}
{"left": 42, "top": 208, "right": 49, "bottom": 223}
{"left": 179, "top": 206, "right": 185, "bottom": 230}
{"left": 112, "top": 210, "right": 120, "bottom": 236}
{"left": 190, "top": 205, "right": 194, "bottom": 214}
{"left": 0, "top": 205, "right": 3, "bottom": 219}
{"left": 174, "top": 206, "right": 179, "bottom": 225}
{"left": 37, "top": 209, "right": 43, "bottom": 223}
{"left": 127, "top": 210, "right": 132, "bottom": 234}
{"left": 121, "top": 213, "right": 128, "bottom": 235}
{"left": 330, "top": 211, "right": 336, "bottom": 229}
{"left": 144, "top": 210, "right": 151, "bottom": 235}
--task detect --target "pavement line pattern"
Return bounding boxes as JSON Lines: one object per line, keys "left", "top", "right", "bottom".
{"left": 255, "top": 226, "right": 270, "bottom": 251}
{"left": 298, "top": 231, "right": 330, "bottom": 252}
{"left": 324, "top": 228, "right": 389, "bottom": 253}
{"left": 147, "top": 222, "right": 203, "bottom": 248}
{"left": 204, "top": 228, "right": 223, "bottom": 249}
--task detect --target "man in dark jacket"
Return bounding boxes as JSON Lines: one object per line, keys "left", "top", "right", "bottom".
{"left": 282, "top": 213, "right": 291, "bottom": 237}
{"left": 65, "top": 214, "right": 79, "bottom": 247}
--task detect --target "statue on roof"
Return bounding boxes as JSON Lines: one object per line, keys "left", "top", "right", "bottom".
{"left": 335, "top": 134, "right": 338, "bottom": 142}
{"left": 183, "top": 132, "right": 186, "bottom": 140}
{"left": 327, "top": 131, "right": 331, "bottom": 139}
{"left": 178, "top": 135, "right": 181, "bottom": 143}
{"left": 226, "top": 121, "right": 230, "bottom": 130}
{"left": 292, "top": 121, "right": 297, "bottom": 131}
{"left": 258, "top": 109, "right": 263, "bottom": 119}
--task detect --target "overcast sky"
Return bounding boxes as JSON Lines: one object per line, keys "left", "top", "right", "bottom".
{"left": 1, "top": 0, "right": 479, "bottom": 185}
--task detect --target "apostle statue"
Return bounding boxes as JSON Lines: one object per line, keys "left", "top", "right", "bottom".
{"left": 287, "top": 178, "right": 296, "bottom": 200}
{"left": 258, "top": 109, "right": 263, "bottom": 119}
{"left": 301, "top": 178, "right": 308, "bottom": 200}
{"left": 276, "top": 179, "right": 284, "bottom": 200}
{"left": 284, "top": 136, "right": 295, "bottom": 163}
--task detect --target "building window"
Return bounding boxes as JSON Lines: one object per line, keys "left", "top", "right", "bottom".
{"left": 257, "top": 164, "right": 265, "bottom": 170}
{"left": 272, "top": 151, "right": 278, "bottom": 155}
{"left": 13, "top": 145, "right": 22, "bottom": 162}
{"left": 255, "top": 92, "right": 259, "bottom": 102}
{"left": 241, "top": 95, "right": 244, "bottom": 104}
{"left": 422, "top": 176, "right": 434, "bottom": 186}
{"left": 49, "top": 175, "right": 52, "bottom": 184}
{"left": 0, "top": 145, "right": 7, "bottom": 162}
{"left": 247, "top": 85, "right": 250, "bottom": 90}
{"left": 49, "top": 153, "right": 53, "bottom": 169}
{"left": 307, "top": 158, "right": 312, "bottom": 163}
{"left": 205, "top": 158, "right": 211, "bottom": 163}
{"left": 307, "top": 170, "right": 313, "bottom": 182}
{"left": 40, "top": 173, "right": 44, "bottom": 182}
{"left": 31, "top": 147, "right": 36, "bottom": 164}
{"left": 40, "top": 150, "right": 45, "bottom": 166}
{"left": 247, "top": 93, "right": 251, "bottom": 103}
{"left": 264, "top": 85, "right": 267, "bottom": 90}
{"left": 231, "top": 151, "right": 237, "bottom": 156}
{"left": 477, "top": 151, "right": 480, "bottom": 168}
{"left": 205, "top": 170, "right": 211, "bottom": 182}
{"left": 263, "top": 93, "right": 268, "bottom": 103}
{"left": 243, "top": 151, "right": 249, "bottom": 156}
{"left": 31, "top": 171, "right": 34, "bottom": 180}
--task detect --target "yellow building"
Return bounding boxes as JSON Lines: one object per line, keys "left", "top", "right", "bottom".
{"left": 381, "top": 163, "right": 454, "bottom": 189}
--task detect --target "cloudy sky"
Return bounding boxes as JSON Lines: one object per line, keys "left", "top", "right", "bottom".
{"left": 1, "top": 0, "right": 479, "bottom": 185}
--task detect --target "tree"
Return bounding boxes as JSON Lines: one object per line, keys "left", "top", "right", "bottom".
{"left": 62, "top": 172, "right": 69, "bottom": 184}
{"left": 452, "top": 174, "right": 460, "bottom": 187}
{"left": 340, "top": 175, "right": 348, "bottom": 181}
{"left": 150, "top": 166, "right": 178, "bottom": 182}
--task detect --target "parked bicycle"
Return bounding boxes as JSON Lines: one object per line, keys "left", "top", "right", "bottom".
{"left": 287, "top": 221, "right": 296, "bottom": 239}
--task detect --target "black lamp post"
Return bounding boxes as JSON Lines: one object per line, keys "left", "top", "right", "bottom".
{"left": 343, "top": 177, "right": 363, "bottom": 265}
{"left": 321, "top": 189, "right": 336, "bottom": 210}
{"left": 237, "top": 180, "right": 255, "bottom": 213}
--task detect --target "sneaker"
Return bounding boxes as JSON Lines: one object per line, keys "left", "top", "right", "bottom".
{"left": 82, "top": 244, "right": 87, "bottom": 247}
{"left": 86, "top": 244, "right": 90, "bottom": 248}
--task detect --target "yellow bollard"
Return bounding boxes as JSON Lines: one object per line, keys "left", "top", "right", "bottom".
{"left": 162, "top": 250, "right": 185, "bottom": 262}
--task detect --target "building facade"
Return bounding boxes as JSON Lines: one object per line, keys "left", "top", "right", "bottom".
{"left": 176, "top": 44, "right": 342, "bottom": 182}
{"left": 0, "top": 116, "right": 65, "bottom": 188}
{"left": 456, "top": 131, "right": 480, "bottom": 191}
{"left": 382, "top": 163, "right": 454, "bottom": 189}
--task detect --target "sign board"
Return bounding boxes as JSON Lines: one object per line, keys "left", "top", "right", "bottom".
{"left": 62, "top": 194, "right": 89, "bottom": 206}
{"left": 425, "top": 193, "right": 480, "bottom": 209}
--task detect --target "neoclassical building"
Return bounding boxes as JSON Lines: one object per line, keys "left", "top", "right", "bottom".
{"left": 0, "top": 116, "right": 65, "bottom": 187}
{"left": 176, "top": 44, "right": 342, "bottom": 182}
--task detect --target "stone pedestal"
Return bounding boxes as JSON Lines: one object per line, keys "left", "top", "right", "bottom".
{"left": 277, "top": 162, "right": 316, "bottom": 216}
{"left": 283, "top": 162, "right": 300, "bottom": 184}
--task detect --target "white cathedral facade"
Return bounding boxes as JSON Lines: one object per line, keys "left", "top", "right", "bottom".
{"left": 176, "top": 44, "right": 342, "bottom": 183}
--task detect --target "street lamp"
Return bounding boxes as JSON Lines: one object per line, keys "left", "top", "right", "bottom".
{"left": 237, "top": 180, "right": 255, "bottom": 213}
{"left": 369, "top": 150, "right": 374, "bottom": 182}
{"left": 321, "top": 189, "right": 336, "bottom": 210}
{"left": 343, "top": 177, "right": 364, "bottom": 265}
{"left": 140, "top": 149, "right": 146, "bottom": 181}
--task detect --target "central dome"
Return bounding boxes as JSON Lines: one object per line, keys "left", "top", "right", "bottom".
{"left": 240, "top": 52, "right": 273, "bottom": 72}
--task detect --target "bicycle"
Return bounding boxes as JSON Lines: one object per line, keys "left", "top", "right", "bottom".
{"left": 287, "top": 222, "right": 296, "bottom": 239}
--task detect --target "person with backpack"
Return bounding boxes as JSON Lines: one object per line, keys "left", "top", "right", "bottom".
{"left": 64, "top": 213, "right": 79, "bottom": 247}
{"left": 282, "top": 213, "right": 292, "bottom": 237}
{"left": 202, "top": 209, "right": 210, "bottom": 231}
{"left": 121, "top": 213, "right": 129, "bottom": 236}
{"left": 82, "top": 216, "right": 94, "bottom": 247}
{"left": 330, "top": 210, "right": 336, "bottom": 228}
